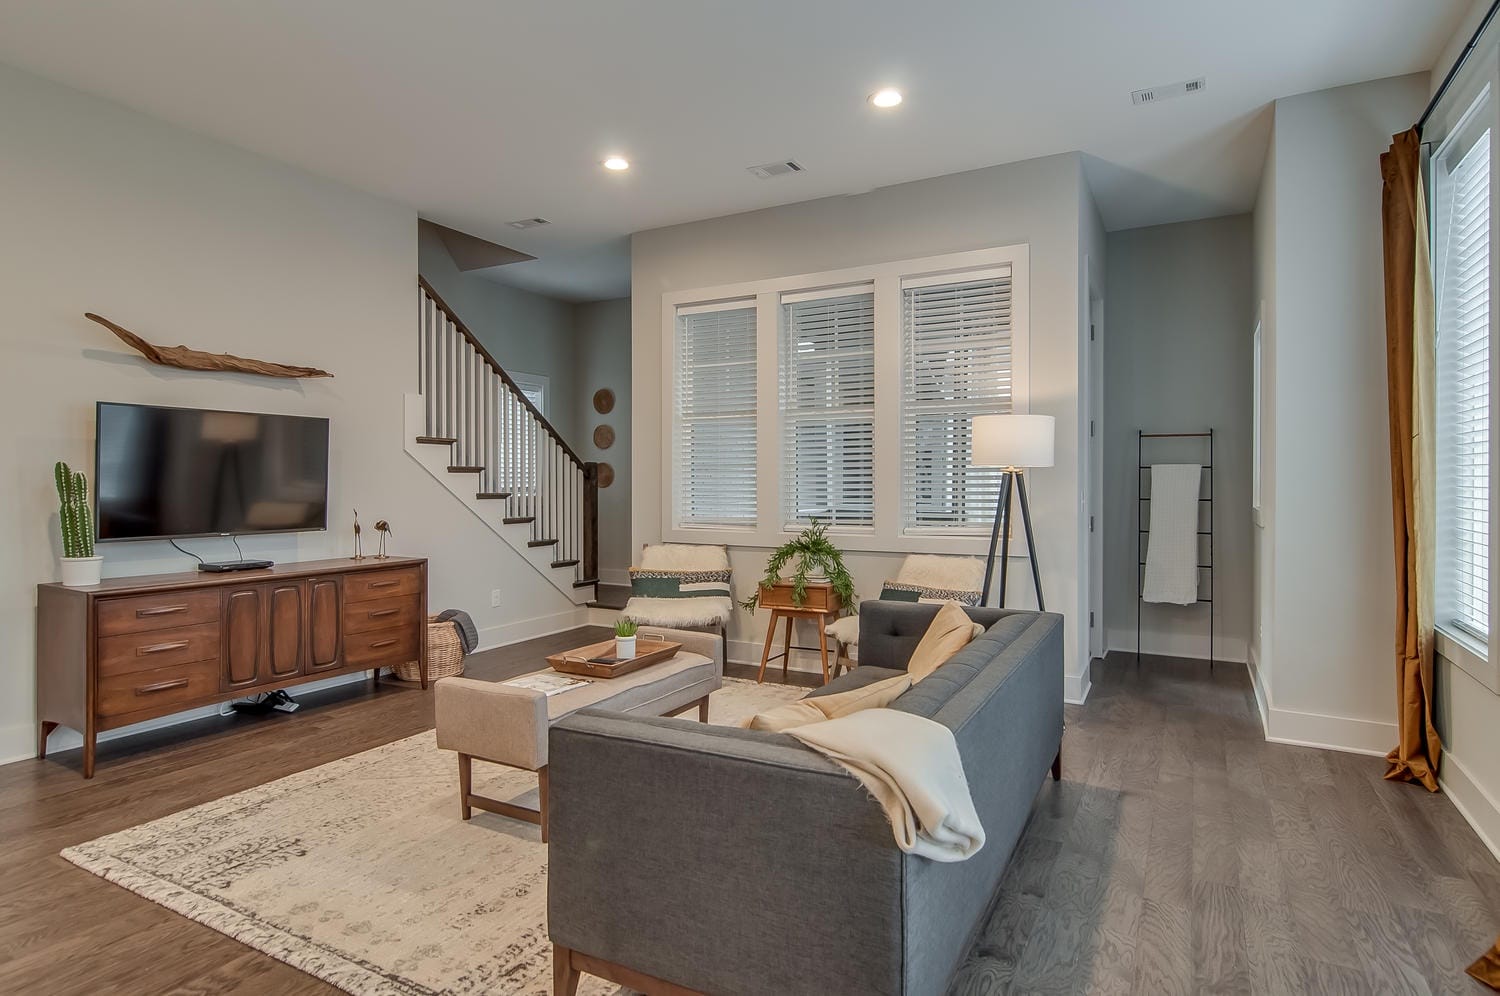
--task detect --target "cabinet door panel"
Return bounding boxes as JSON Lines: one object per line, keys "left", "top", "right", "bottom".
{"left": 222, "top": 587, "right": 265, "bottom": 690}
{"left": 267, "top": 583, "right": 304, "bottom": 679}
{"left": 306, "top": 578, "right": 342, "bottom": 673}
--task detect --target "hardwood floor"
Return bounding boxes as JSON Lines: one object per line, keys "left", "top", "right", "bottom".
{"left": 1, "top": 634, "right": 1494, "bottom": 994}
{"left": 951, "top": 652, "right": 1500, "bottom": 996}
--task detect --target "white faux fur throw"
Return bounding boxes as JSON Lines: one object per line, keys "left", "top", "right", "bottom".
{"left": 620, "top": 596, "right": 733, "bottom": 628}
{"left": 896, "top": 554, "right": 986, "bottom": 593}
{"left": 787, "top": 709, "right": 985, "bottom": 862}
{"left": 639, "top": 544, "right": 730, "bottom": 572}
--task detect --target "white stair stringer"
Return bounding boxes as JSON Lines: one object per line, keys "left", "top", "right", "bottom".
{"left": 402, "top": 394, "right": 594, "bottom": 605}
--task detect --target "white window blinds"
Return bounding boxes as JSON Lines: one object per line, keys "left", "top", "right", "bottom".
{"left": 1435, "top": 115, "right": 1492, "bottom": 639}
{"left": 674, "top": 302, "right": 758, "bottom": 528}
{"left": 901, "top": 269, "right": 1014, "bottom": 531}
{"left": 780, "top": 288, "right": 876, "bottom": 528}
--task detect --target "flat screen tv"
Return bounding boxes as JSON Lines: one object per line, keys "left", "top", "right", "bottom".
{"left": 95, "top": 402, "right": 330, "bottom": 542}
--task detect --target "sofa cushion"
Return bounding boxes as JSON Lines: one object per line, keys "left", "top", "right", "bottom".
{"left": 907, "top": 602, "right": 983, "bottom": 682}
{"left": 892, "top": 613, "right": 1037, "bottom": 720}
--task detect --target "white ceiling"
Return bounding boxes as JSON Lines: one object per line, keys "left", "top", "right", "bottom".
{"left": 0, "top": 1, "right": 1469, "bottom": 301}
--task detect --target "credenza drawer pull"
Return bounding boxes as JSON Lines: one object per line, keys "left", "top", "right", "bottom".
{"left": 369, "top": 638, "right": 398, "bottom": 649}
{"left": 136, "top": 678, "right": 190, "bottom": 695}
{"left": 138, "top": 640, "right": 190, "bottom": 656}
{"left": 368, "top": 579, "right": 401, "bottom": 589}
{"left": 368, "top": 608, "right": 400, "bottom": 618}
{"left": 136, "top": 605, "right": 188, "bottom": 618}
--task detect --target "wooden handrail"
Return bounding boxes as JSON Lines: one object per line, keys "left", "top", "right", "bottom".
{"left": 418, "top": 276, "right": 587, "bottom": 468}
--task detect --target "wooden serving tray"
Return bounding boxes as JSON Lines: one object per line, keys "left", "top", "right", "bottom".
{"left": 547, "top": 638, "right": 683, "bottom": 679}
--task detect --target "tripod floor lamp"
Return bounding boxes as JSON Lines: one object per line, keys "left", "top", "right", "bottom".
{"left": 973, "top": 413, "right": 1054, "bottom": 610}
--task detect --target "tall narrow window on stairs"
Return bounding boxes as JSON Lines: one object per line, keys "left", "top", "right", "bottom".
{"left": 674, "top": 301, "right": 758, "bottom": 528}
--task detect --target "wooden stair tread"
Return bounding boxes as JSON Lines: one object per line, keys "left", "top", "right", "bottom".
{"left": 475, "top": 492, "right": 512, "bottom": 500}
{"left": 502, "top": 516, "right": 535, "bottom": 525}
{"left": 527, "top": 539, "right": 558, "bottom": 548}
{"left": 446, "top": 466, "right": 484, "bottom": 474}
{"left": 415, "top": 435, "right": 456, "bottom": 446}
{"left": 572, "top": 578, "right": 600, "bottom": 588}
{"left": 551, "top": 559, "right": 579, "bottom": 569}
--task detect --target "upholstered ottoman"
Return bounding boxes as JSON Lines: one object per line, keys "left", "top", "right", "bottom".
{"left": 434, "top": 627, "right": 722, "bottom": 841}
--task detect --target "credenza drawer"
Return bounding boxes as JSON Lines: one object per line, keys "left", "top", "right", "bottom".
{"left": 345, "top": 627, "right": 420, "bottom": 668}
{"left": 97, "top": 659, "right": 219, "bottom": 718}
{"left": 98, "top": 622, "right": 220, "bottom": 678}
{"left": 342, "top": 593, "right": 420, "bottom": 635}
{"left": 345, "top": 568, "right": 421, "bottom": 604}
{"left": 97, "top": 590, "right": 221, "bottom": 638}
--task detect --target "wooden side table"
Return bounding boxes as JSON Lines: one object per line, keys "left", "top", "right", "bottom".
{"left": 755, "top": 581, "right": 843, "bottom": 685}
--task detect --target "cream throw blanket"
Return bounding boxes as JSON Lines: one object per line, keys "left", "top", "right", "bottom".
{"left": 786, "top": 709, "right": 985, "bottom": 862}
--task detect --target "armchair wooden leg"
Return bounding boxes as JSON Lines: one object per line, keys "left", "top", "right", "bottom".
{"left": 553, "top": 944, "right": 581, "bottom": 996}
{"left": 698, "top": 695, "right": 710, "bottom": 722}
{"left": 458, "top": 753, "right": 473, "bottom": 820}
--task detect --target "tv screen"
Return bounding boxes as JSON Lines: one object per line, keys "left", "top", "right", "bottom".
{"left": 95, "top": 402, "right": 330, "bottom": 542}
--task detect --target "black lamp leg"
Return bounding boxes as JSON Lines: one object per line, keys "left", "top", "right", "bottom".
{"left": 981, "top": 470, "right": 1014, "bottom": 607}
{"left": 1015, "top": 471, "right": 1044, "bottom": 612}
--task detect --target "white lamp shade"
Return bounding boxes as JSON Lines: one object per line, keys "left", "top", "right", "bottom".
{"left": 972, "top": 414, "right": 1055, "bottom": 468}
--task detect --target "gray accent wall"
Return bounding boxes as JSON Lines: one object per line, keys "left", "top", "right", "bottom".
{"left": 1103, "top": 215, "right": 1254, "bottom": 663}
{"left": 574, "top": 299, "right": 632, "bottom": 583}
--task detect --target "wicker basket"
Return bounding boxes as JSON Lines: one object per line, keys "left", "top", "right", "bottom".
{"left": 392, "top": 615, "right": 466, "bottom": 682}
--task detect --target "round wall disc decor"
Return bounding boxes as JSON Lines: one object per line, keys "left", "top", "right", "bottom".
{"left": 597, "top": 462, "right": 615, "bottom": 488}
{"left": 593, "top": 424, "right": 615, "bottom": 450}
{"left": 592, "top": 389, "right": 615, "bottom": 414}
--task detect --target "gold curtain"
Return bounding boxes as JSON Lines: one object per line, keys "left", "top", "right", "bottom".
{"left": 1379, "top": 127, "right": 1442, "bottom": 791}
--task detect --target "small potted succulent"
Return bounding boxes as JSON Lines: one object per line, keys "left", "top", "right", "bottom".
{"left": 55, "top": 461, "right": 102, "bottom": 587}
{"left": 740, "top": 518, "right": 856, "bottom": 611}
{"left": 614, "top": 618, "right": 639, "bottom": 660}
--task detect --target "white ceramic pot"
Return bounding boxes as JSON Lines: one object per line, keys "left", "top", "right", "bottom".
{"left": 60, "top": 556, "right": 103, "bottom": 587}
{"left": 616, "top": 635, "right": 637, "bottom": 660}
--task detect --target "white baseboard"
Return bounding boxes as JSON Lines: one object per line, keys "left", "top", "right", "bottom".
{"left": 1246, "top": 645, "right": 1271, "bottom": 738}
{"left": 1261, "top": 705, "right": 1395, "bottom": 757}
{"left": 1440, "top": 751, "right": 1500, "bottom": 864}
{"left": 475, "top": 607, "right": 590, "bottom": 651}
{"left": 1106, "top": 627, "right": 1248, "bottom": 664}
{"left": 1065, "top": 667, "right": 1092, "bottom": 705}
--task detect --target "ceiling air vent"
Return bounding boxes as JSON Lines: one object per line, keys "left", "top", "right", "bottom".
{"left": 746, "top": 160, "right": 805, "bottom": 179}
{"left": 1131, "top": 77, "right": 1206, "bottom": 106}
{"left": 506, "top": 217, "right": 550, "bottom": 230}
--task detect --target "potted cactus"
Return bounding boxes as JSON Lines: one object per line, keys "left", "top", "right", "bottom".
{"left": 614, "top": 618, "right": 639, "bottom": 660}
{"left": 55, "top": 461, "right": 102, "bottom": 587}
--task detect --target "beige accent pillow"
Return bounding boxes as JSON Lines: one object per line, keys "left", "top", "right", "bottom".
{"left": 906, "top": 601, "right": 982, "bottom": 683}
{"left": 742, "top": 674, "right": 912, "bottom": 733}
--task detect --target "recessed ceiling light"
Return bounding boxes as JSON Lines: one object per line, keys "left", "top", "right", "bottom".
{"left": 869, "top": 88, "right": 903, "bottom": 109}
{"left": 602, "top": 156, "right": 630, "bottom": 171}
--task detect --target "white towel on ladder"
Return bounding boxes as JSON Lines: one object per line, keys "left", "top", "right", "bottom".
{"left": 1143, "top": 463, "right": 1202, "bottom": 605}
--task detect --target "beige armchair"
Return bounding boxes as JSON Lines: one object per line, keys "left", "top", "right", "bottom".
{"left": 827, "top": 554, "right": 986, "bottom": 677}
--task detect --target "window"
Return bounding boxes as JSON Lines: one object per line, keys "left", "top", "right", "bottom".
{"left": 662, "top": 244, "right": 1028, "bottom": 552}
{"left": 511, "top": 372, "right": 548, "bottom": 416}
{"left": 901, "top": 269, "right": 1014, "bottom": 532}
{"left": 673, "top": 302, "right": 758, "bottom": 528}
{"left": 1435, "top": 99, "right": 1493, "bottom": 642}
{"left": 780, "top": 288, "right": 875, "bottom": 528}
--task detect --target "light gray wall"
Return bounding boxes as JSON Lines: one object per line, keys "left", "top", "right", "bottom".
{"left": 1253, "top": 73, "right": 1425, "bottom": 752}
{"left": 631, "top": 153, "right": 1089, "bottom": 694}
{"left": 0, "top": 62, "right": 580, "bottom": 764}
{"left": 1103, "top": 216, "right": 1254, "bottom": 663}
{"left": 418, "top": 224, "right": 582, "bottom": 444}
{"left": 573, "top": 298, "right": 632, "bottom": 582}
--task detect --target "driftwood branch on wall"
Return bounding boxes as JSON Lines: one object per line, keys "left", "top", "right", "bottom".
{"left": 84, "top": 313, "right": 333, "bottom": 379}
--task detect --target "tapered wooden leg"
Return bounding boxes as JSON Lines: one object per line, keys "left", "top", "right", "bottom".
{"left": 538, "top": 765, "right": 549, "bottom": 844}
{"left": 756, "top": 610, "right": 779, "bottom": 683}
{"left": 815, "top": 615, "right": 831, "bottom": 685}
{"left": 781, "top": 615, "right": 793, "bottom": 682}
{"left": 698, "top": 695, "right": 710, "bottom": 722}
{"left": 553, "top": 944, "right": 581, "bottom": 996}
{"left": 38, "top": 721, "right": 58, "bottom": 759}
{"left": 83, "top": 724, "right": 96, "bottom": 780}
{"left": 458, "top": 753, "right": 473, "bottom": 820}
{"left": 1051, "top": 747, "right": 1062, "bottom": 781}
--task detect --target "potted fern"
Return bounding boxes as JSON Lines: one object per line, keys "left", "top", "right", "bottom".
{"left": 55, "top": 461, "right": 102, "bottom": 587}
{"left": 614, "top": 618, "right": 639, "bottom": 660}
{"left": 740, "top": 518, "right": 856, "bottom": 611}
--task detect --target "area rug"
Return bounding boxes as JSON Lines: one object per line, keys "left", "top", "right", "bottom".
{"left": 61, "top": 677, "right": 806, "bottom": 996}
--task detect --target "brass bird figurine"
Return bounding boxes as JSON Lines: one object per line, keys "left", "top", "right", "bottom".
{"left": 352, "top": 509, "right": 364, "bottom": 560}
{"left": 374, "top": 519, "right": 392, "bottom": 560}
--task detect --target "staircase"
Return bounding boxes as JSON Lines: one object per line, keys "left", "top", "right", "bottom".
{"left": 406, "top": 277, "right": 598, "bottom": 604}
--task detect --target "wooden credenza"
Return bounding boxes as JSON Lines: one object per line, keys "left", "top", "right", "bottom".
{"left": 37, "top": 556, "right": 428, "bottom": 778}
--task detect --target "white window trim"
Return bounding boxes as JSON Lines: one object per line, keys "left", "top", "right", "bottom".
{"left": 660, "top": 244, "right": 1030, "bottom": 554}
{"left": 510, "top": 371, "right": 550, "bottom": 417}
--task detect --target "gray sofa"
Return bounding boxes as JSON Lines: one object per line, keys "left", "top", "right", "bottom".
{"left": 548, "top": 601, "right": 1065, "bottom": 996}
